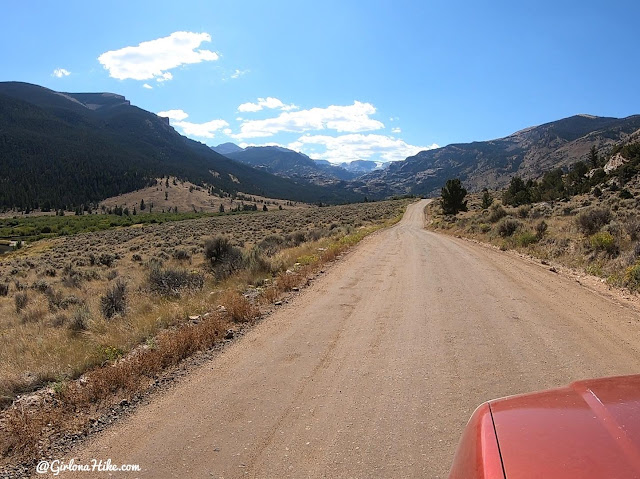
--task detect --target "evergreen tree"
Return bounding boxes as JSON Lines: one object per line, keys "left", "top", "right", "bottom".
{"left": 502, "top": 177, "right": 532, "bottom": 206}
{"left": 140, "top": 199, "right": 146, "bottom": 211}
{"left": 481, "top": 188, "right": 493, "bottom": 209}
{"left": 441, "top": 178, "right": 468, "bottom": 215}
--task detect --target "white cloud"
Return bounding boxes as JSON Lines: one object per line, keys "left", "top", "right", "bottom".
{"left": 288, "top": 133, "right": 438, "bottom": 164}
{"left": 173, "top": 119, "right": 229, "bottom": 139}
{"left": 142, "top": 83, "right": 153, "bottom": 89}
{"left": 98, "top": 31, "right": 219, "bottom": 82}
{"left": 52, "top": 68, "right": 70, "bottom": 78}
{"left": 391, "top": 127, "right": 402, "bottom": 133}
{"left": 157, "top": 109, "right": 189, "bottom": 121}
{"left": 230, "top": 69, "right": 249, "bottom": 79}
{"left": 237, "top": 97, "right": 298, "bottom": 113}
{"left": 234, "top": 101, "right": 384, "bottom": 139}
{"left": 156, "top": 72, "right": 173, "bottom": 82}
{"left": 157, "top": 109, "right": 228, "bottom": 139}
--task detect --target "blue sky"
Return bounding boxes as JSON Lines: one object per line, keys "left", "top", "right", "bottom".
{"left": 2, "top": 0, "right": 640, "bottom": 164}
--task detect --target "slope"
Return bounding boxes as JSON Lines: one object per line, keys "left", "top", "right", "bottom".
{"left": 358, "top": 114, "right": 640, "bottom": 197}
{"left": 0, "top": 82, "right": 362, "bottom": 210}
{"left": 225, "top": 146, "right": 357, "bottom": 182}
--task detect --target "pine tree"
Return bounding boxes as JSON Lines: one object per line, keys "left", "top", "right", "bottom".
{"left": 481, "top": 189, "right": 493, "bottom": 209}
{"left": 441, "top": 178, "right": 468, "bottom": 215}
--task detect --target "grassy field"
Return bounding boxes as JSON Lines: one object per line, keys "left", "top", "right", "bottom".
{"left": 0, "top": 199, "right": 410, "bottom": 406}
{"left": 0, "top": 209, "right": 281, "bottom": 243}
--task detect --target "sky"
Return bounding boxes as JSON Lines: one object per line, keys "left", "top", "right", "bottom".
{"left": 2, "top": 0, "right": 640, "bottom": 164}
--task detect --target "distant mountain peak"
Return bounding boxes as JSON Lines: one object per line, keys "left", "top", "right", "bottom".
{"left": 211, "top": 142, "right": 244, "bottom": 155}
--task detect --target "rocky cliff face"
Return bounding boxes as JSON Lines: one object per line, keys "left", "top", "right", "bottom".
{"left": 355, "top": 114, "right": 640, "bottom": 197}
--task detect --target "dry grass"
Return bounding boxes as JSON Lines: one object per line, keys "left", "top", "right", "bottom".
{"left": 0, "top": 198, "right": 411, "bottom": 464}
{"left": 218, "top": 291, "right": 259, "bottom": 322}
{"left": 0, "top": 312, "right": 228, "bottom": 459}
{"left": 99, "top": 176, "right": 309, "bottom": 215}
{"left": 427, "top": 180, "right": 640, "bottom": 290}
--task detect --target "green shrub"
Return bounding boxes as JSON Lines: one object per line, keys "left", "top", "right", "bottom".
{"left": 100, "top": 280, "right": 127, "bottom": 319}
{"left": 257, "top": 235, "right": 286, "bottom": 256}
{"left": 172, "top": 249, "right": 191, "bottom": 261}
{"left": 69, "top": 305, "right": 91, "bottom": 333}
{"left": 204, "top": 236, "right": 244, "bottom": 280}
{"left": 535, "top": 220, "right": 548, "bottom": 239}
{"left": 624, "top": 263, "right": 640, "bottom": 290}
{"left": 488, "top": 205, "right": 507, "bottom": 223}
{"left": 620, "top": 189, "right": 634, "bottom": 199}
{"left": 286, "top": 231, "right": 307, "bottom": 246}
{"left": 516, "top": 205, "right": 531, "bottom": 219}
{"left": 515, "top": 232, "right": 538, "bottom": 247}
{"left": 244, "top": 247, "right": 272, "bottom": 274}
{"left": 497, "top": 218, "right": 521, "bottom": 237}
{"left": 148, "top": 265, "right": 204, "bottom": 296}
{"left": 589, "top": 231, "right": 617, "bottom": 255}
{"left": 576, "top": 208, "right": 612, "bottom": 235}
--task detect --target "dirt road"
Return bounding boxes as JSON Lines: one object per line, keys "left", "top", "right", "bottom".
{"left": 61, "top": 199, "right": 640, "bottom": 478}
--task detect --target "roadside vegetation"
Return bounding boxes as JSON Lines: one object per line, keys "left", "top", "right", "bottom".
{"left": 428, "top": 142, "right": 640, "bottom": 291}
{"left": 0, "top": 198, "right": 410, "bottom": 464}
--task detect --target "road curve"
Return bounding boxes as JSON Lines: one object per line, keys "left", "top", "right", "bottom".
{"left": 59, "top": 199, "right": 640, "bottom": 478}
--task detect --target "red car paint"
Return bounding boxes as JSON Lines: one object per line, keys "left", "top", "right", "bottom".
{"left": 448, "top": 375, "right": 640, "bottom": 479}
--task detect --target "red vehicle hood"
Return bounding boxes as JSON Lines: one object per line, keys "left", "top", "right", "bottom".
{"left": 490, "top": 375, "right": 640, "bottom": 479}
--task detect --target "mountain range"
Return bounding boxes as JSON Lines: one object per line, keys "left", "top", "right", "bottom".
{"left": 0, "top": 82, "right": 363, "bottom": 210}
{"left": 1, "top": 81, "right": 639, "bottom": 211}
{"left": 356, "top": 114, "right": 640, "bottom": 197}
{"left": 211, "top": 144, "right": 381, "bottom": 183}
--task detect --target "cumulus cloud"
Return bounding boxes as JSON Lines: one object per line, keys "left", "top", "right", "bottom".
{"left": 391, "top": 127, "right": 402, "bottom": 133}
{"left": 237, "top": 97, "right": 298, "bottom": 113}
{"left": 98, "top": 31, "right": 219, "bottom": 82}
{"left": 157, "top": 109, "right": 189, "bottom": 121}
{"left": 173, "top": 119, "right": 229, "bottom": 139}
{"left": 142, "top": 83, "right": 153, "bottom": 89}
{"left": 52, "top": 68, "right": 70, "bottom": 78}
{"left": 157, "top": 109, "right": 228, "bottom": 139}
{"left": 234, "top": 101, "right": 384, "bottom": 139}
{"left": 288, "top": 134, "right": 438, "bottom": 164}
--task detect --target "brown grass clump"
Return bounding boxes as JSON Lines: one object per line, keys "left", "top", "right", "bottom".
{"left": 218, "top": 291, "right": 259, "bottom": 322}
{"left": 276, "top": 271, "right": 300, "bottom": 292}
{"left": 260, "top": 286, "right": 279, "bottom": 304}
